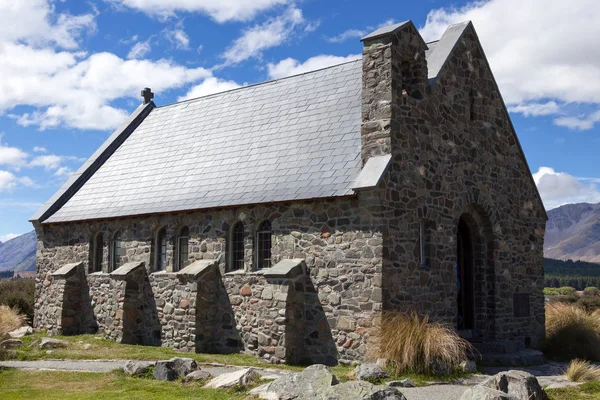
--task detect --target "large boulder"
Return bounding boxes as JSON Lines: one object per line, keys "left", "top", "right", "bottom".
{"left": 183, "top": 370, "right": 213, "bottom": 383}
{"left": 0, "top": 339, "right": 23, "bottom": 349}
{"left": 168, "top": 357, "right": 197, "bottom": 377}
{"left": 354, "top": 364, "right": 389, "bottom": 381}
{"left": 461, "top": 370, "right": 549, "bottom": 400}
{"left": 153, "top": 360, "right": 178, "bottom": 381}
{"left": 204, "top": 367, "right": 259, "bottom": 389}
{"left": 32, "top": 338, "right": 69, "bottom": 349}
{"left": 123, "top": 360, "right": 154, "bottom": 376}
{"left": 250, "top": 364, "right": 406, "bottom": 400}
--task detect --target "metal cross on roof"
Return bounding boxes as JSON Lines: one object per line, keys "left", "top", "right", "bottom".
{"left": 141, "top": 87, "right": 154, "bottom": 104}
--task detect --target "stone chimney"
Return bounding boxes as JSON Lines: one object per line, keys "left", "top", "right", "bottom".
{"left": 360, "top": 21, "right": 429, "bottom": 165}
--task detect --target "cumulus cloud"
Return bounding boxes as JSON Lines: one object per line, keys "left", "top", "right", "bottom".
{"left": 107, "top": 0, "right": 289, "bottom": 23}
{"left": 221, "top": 7, "right": 305, "bottom": 65}
{"left": 0, "top": 141, "right": 29, "bottom": 169}
{"left": 33, "top": 146, "right": 47, "bottom": 153}
{"left": 0, "top": 233, "right": 20, "bottom": 242}
{"left": 267, "top": 54, "right": 361, "bottom": 80}
{"left": 165, "top": 28, "right": 190, "bottom": 49}
{"left": 507, "top": 102, "right": 561, "bottom": 117}
{"left": 419, "top": 0, "right": 600, "bottom": 129}
{"left": 533, "top": 167, "right": 600, "bottom": 209}
{"left": 178, "top": 77, "right": 241, "bottom": 101}
{"left": 554, "top": 110, "right": 600, "bottom": 131}
{"left": 127, "top": 40, "right": 152, "bottom": 59}
{"left": 0, "top": 170, "right": 35, "bottom": 192}
{"left": 0, "top": 0, "right": 215, "bottom": 131}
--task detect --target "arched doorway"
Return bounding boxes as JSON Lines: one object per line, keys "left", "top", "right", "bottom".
{"left": 457, "top": 216, "right": 475, "bottom": 332}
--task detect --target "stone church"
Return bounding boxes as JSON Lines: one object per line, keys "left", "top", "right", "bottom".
{"left": 32, "top": 20, "right": 547, "bottom": 365}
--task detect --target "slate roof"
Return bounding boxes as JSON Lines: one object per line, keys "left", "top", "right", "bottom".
{"left": 34, "top": 21, "right": 474, "bottom": 224}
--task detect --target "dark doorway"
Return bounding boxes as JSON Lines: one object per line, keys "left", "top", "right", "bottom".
{"left": 457, "top": 217, "right": 475, "bottom": 331}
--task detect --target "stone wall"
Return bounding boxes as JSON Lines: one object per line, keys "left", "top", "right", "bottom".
{"left": 361, "top": 23, "right": 546, "bottom": 347}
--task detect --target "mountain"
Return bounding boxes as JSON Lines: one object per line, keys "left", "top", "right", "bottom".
{"left": 0, "top": 230, "right": 36, "bottom": 272}
{"left": 545, "top": 203, "right": 600, "bottom": 263}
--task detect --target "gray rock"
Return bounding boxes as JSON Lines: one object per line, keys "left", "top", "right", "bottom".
{"left": 8, "top": 326, "right": 33, "bottom": 338}
{"left": 0, "top": 339, "right": 23, "bottom": 349}
{"left": 354, "top": 363, "right": 389, "bottom": 381}
{"left": 461, "top": 370, "right": 549, "bottom": 400}
{"left": 183, "top": 370, "right": 212, "bottom": 383}
{"left": 37, "top": 338, "right": 69, "bottom": 349}
{"left": 480, "top": 370, "right": 549, "bottom": 400}
{"left": 82, "top": 344, "right": 92, "bottom": 350}
{"left": 387, "top": 379, "right": 415, "bottom": 388}
{"left": 123, "top": 360, "right": 154, "bottom": 376}
{"left": 251, "top": 364, "right": 338, "bottom": 399}
{"left": 168, "top": 357, "right": 197, "bottom": 377}
{"left": 204, "top": 367, "right": 259, "bottom": 389}
{"left": 460, "top": 360, "right": 477, "bottom": 373}
{"left": 461, "top": 386, "right": 517, "bottom": 400}
{"left": 153, "top": 360, "right": 178, "bottom": 381}
{"left": 324, "top": 380, "right": 406, "bottom": 400}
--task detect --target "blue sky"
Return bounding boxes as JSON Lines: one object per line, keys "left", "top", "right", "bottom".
{"left": 1, "top": 0, "right": 600, "bottom": 241}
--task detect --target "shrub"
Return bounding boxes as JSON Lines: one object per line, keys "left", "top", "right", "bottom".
{"left": 368, "top": 311, "right": 473, "bottom": 376}
{"left": 0, "top": 305, "right": 26, "bottom": 336}
{"left": 0, "top": 279, "right": 34, "bottom": 322}
{"left": 558, "top": 287, "right": 577, "bottom": 296}
{"left": 577, "top": 296, "right": 600, "bottom": 313}
{"left": 584, "top": 287, "right": 600, "bottom": 297}
{"left": 564, "top": 359, "right": 600, "bottom": 382}
{"left": 544, "top": 287, "right": 560, "bottom": 296}
{"left": 545, "top": 303, "right": 600, "bottom": 360}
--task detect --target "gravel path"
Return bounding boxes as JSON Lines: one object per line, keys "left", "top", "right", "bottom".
{"left": 0, "top": 359, "right": 128, "bottom": 373}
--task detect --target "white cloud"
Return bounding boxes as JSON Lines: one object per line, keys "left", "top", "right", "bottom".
{"left": 0, "top": 1, "right": 214, "bottom": 131}
{"left": 54, "top": 166, "right": 74, "bottom": 177}
{"left": 554, "top": 110, "right": 600, "bottom": 131}
{"left": 221, "top": 7, "right": 304, "bottom": 65}
{"left": 29, "top": 154, "right": 63, "bottom": 170}
{"left": 0, "top": 233, "right": 20, "bottom": 242}
{"left": 326, "top": 19, "right": 395, "bottom": 43}
{"left": 0, "top": 142, "right": 29, "bottom": 169}
{"left": 33, "top": 146, "right": 47, "bottom": 153}
{"left": 127, "top": 40, "right": 151, "bottom": 59}
{"left": 507, "top": 102, "right": 560, "bottom": 117}
{"left": 107, "top": 0, "right": 289, "bottom": 22}
{"left": 533, "top": 167, "right": 600, "bottom": 209}
{"left": 178, "top": 77, "right": 241, "bottom": 101}
{"left": 419, "top": 0, "right": 600, "bottom": 126}
{"left": 267, "top": 54, "right": 361, "bottom": 80}
{"left": 0, "top": 170, "right": 17, "bottom": 192}
{"left": 165, "top": 28, "right": 190, "bottom": 50}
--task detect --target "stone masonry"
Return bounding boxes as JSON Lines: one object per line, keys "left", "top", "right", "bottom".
{"left": 33, "top": 20, "right": 546, "bottom": 365}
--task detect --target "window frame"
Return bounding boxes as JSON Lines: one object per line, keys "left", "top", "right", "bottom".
{"left": 175, "top": 226, "right": 189, "bottom": 272}
{"left": 229, "top": 221, "right": 245, "bottom": 272}
{"left": 155, "top": 227, "right": 167, "bottom": 272}
{"left": 255, "top": 220, "right": 272, "bottom": 270}
{"left": 91, "top": 232, "right": 104, "bottom": 273}
{"left": 110, "top": 231, "right": 123, "bottom": 272}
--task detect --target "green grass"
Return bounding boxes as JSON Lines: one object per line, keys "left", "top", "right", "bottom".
{"left": 3, "top": 332, "right": 352, "bottom": 377}
{"left": 546, "top": 381, "right": 600, "bottom": 400}
{"left": 0, "top": 368, "right": 247, "bottom": 400}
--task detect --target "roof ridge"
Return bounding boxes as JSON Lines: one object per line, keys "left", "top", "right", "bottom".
{"left": 156, "top": 58, "right": 362, "bottom": 109}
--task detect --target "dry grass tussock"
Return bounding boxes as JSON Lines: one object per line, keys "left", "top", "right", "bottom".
{"left": 368, "top": 311, "right": 473, "bottom": 376}
{"left": 564, "top": 359, "right": 600, "bottom": 382}
{"left": 0, "top": 305, "right": 26, "bottom": 336}
{"left": 545, "top": 303, "right": 600, "bottom": 360}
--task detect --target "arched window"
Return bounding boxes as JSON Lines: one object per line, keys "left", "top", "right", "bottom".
{"left": 256, "top": 220, "right": 272, "bottom": 269}
{"left": 176, "top": 226, "right": 189, "bottom": 272}
{"left": 111, "top": 231, "right": 123, "bottom": 272}
{"left": 230, "top": 222, "right": 245, "bottom": 272}
{"left": 155, "top": 228, "right": 167, "bottom": 272}
{"left": 91, "top": 232, "right": 103, "bottom": 273}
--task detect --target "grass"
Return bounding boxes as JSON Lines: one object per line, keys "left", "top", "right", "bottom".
{"left": 368, "top": 311, "right": 473, "bottom": 376}
{"left": 0, "top": 305, "right": 26, "bottom": 336}
{"left": 545, "top": 303, "right": 600, "bottom": 360}
{"left": 546, "top": 381, "right": 600, "bottom": 400}
{"left": 2, "top": 332, "right": 352, "bottom": 377}
{"left": 0, "top": 368, "right": 248, "bottom": 400}
{"left": 564, "top": 359, "right": 600, "bottom": 383}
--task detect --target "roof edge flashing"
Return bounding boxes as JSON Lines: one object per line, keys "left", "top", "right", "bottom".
{"left": 30, "top": 101, "right": 156, "bottom": 223}
{"left": 352, "top": 154, "right": 392, "bottom": 191}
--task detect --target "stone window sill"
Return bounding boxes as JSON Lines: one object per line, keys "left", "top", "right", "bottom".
{"left": 224, "top": 269, "right": 268, "bottom": 277}
{"left": 88, "top": 272, "right": 109, "bottom": 276}
{"left": 150, "top": 271, "right": 178, "bottom": 278}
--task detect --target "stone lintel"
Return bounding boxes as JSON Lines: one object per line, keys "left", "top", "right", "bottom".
{"left": 352, "top": 154, "right": 391, "bottom": 191}
{"left": 263, "top": 259, "right": 305, "bottom": 279}
{"left": 52, "top": 262, "right": 84, "bottom": 279}
{"left": 110, "top": 261, "right": 145, "bottom": 278}
{"left": 177, "top": 260, "right": 217, "bottom": 280}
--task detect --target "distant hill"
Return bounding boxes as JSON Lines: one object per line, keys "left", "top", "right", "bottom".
{"left": 545, "top": 203, "right": 600, "bottom": 263}
{"left": 0, "top": 231, "right": 36, "bottom": 272}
